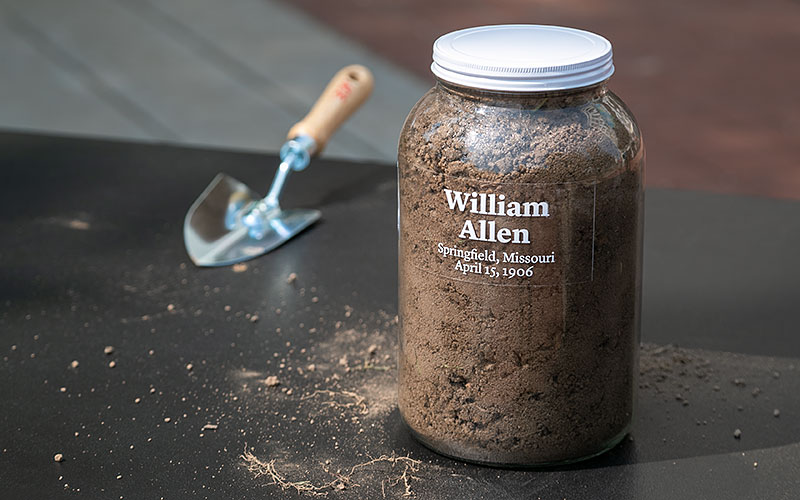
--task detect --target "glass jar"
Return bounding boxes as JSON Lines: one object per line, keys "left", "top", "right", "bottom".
{"left": 397, "top": 25, "right": 644, "bottom": 466}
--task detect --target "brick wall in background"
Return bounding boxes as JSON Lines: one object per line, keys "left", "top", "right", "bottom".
{"left": 290, "top": 0, "right": 800, "bottom": 200}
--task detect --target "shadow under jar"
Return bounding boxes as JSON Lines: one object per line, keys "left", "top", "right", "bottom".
{"left": 397, "top": 25, "right": 644, "bottom": 466}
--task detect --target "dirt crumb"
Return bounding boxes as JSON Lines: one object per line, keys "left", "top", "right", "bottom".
{"left": 233, "top": 263, "right": 249, "bottom": 273}
{"left": 67, "top": 219, "right": 90, "bottom": 230}
{"left": 264, "top": 376, "right": 280, "bottom": 387}
{"left": 53, "top": 453, "right": 64, "bottom": 462}
{"left": 286, "top": 273, "right": 297, "bottom": 284}
{"left": 103, "top": 346, "right": 114, "bottom": 355}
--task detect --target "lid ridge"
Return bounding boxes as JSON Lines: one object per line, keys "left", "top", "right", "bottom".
{"left": 431, "top": 25, "right": 615, "bottom": 91}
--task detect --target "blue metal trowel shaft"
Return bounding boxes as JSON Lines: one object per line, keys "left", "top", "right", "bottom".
{"left": 237, "top": 135, "right": 316, "bottom": 240}
{"left": 265, "top": 135, "right": 316, "bottom": 206}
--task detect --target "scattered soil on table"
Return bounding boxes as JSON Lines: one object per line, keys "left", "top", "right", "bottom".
{"left": 638, "top": 343, "right": 794, "bottom": 443}
{"left": 639, "top": 343, "right": 713, "bottom": 400}
{"left": 230, "top": 303, "right": 410, "bottom": 496}
{"left": 301, "top": 390, "right": 369, "bottom": 415}
{"left": 242, "top": 449, "right": 420, "bottom": 497}
{"left": 11, "top": 258, "right": 793, "bottom": 496}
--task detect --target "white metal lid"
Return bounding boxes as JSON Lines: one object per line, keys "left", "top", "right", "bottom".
{"left": 431, "top": 25, "right": 614, "bottom": 91}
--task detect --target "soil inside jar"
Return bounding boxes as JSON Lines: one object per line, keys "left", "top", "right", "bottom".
{"left": 397, "top": 83, "right": 643, "bottom": 465}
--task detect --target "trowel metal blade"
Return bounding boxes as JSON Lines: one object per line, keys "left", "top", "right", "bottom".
{"left": 184, "top": 173, "right": 320, "bottom": 267}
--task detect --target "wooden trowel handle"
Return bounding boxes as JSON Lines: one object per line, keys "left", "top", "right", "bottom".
{"left": 287, "top": 64, "right": 374, "bottom": 155}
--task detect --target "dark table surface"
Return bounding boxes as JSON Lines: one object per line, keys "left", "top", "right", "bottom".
{"left": 1, "top": 132, "right": 799, "bottom": 499}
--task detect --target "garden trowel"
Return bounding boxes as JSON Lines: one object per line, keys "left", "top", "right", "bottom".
{"left": 184, "top": 65, "right": 374, "bottom": 267}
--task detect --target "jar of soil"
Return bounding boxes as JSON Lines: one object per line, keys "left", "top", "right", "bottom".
{"left": 397, "top": 25, "right": 644, "bottom": 466}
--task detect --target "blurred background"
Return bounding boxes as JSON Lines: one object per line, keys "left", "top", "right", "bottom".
{"left": 1, "top": 0, "right": 798, "bottom": 199}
